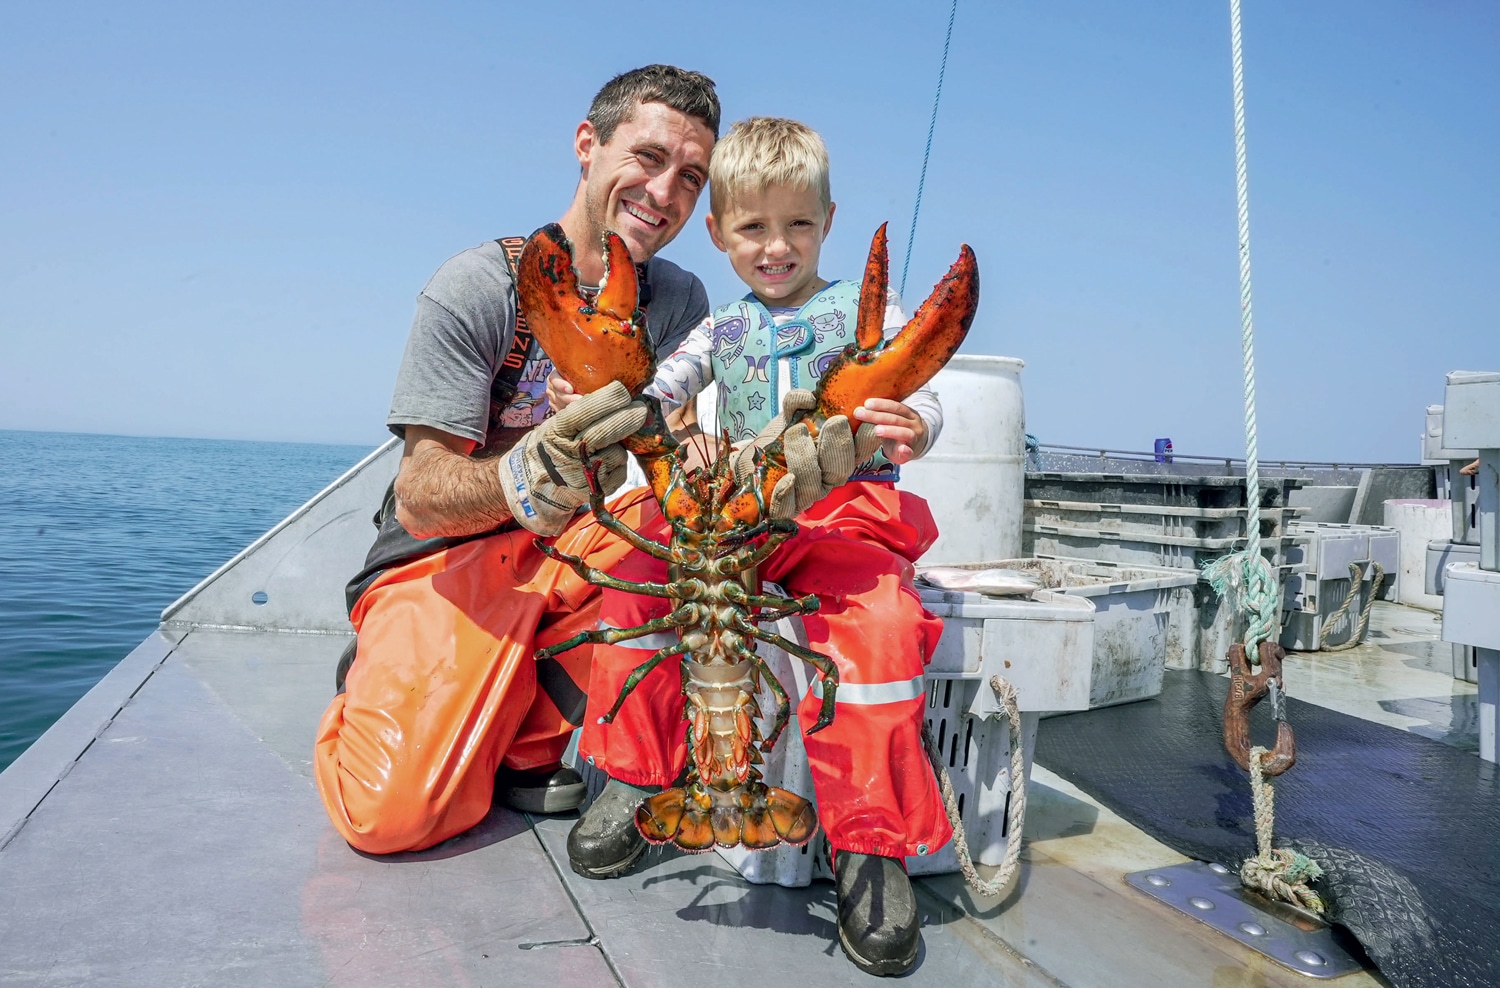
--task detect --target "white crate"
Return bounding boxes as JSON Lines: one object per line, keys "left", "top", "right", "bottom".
{"left": 721, "top": 586, "right": 1090, "bottom": 887}
{"left": 934, "top": 558, "right": 1199, "bottom": 708}
{"left": 569, "top": 585, "right": 1092, "bottom": 888}
{"left": 1280, "top": 523, "right": 1401, "bottom": 650}
{"left": 1427, "top": 539, "right": 1481, "bottom": 596}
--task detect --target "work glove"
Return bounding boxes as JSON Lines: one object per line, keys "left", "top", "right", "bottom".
{"left": 498, "top": 380, "right": 648, "bottom": 536}
{"left": 732, "top": 389, "right": 881, "bottom": 520}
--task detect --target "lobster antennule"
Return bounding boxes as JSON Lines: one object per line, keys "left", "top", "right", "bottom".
{"left": 813, "top": 242, "right": 978, "bottom": 421}
{"left": 855, "top": 222, "right": 890, "bottom": 350}
{"left": 514, "top": 223, "right": 655, "bottom": 396}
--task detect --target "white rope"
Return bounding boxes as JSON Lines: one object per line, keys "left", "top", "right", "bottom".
{"left": 1242, "top": 745, "right": 1326, "bottom": 914}
{"left": 924, "top": 675, "right": 1027, "bottom": 898}
{"left": 1207, "top": 0, "right": 1281, "bottom": 656}
{"left": 1219, "top": 0, "right": 1325, "bottom": 912}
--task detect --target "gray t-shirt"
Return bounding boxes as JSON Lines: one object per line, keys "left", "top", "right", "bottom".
{"left": 388, "top": 238, "right": 709, "bottom": 457}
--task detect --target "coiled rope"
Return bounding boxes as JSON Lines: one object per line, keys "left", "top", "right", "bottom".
{"left": 900, "top": 0, "right": 959, "bottom": 299}
{"left": 1318, "top": 561, "right": 1387, "bottom": 651}
{"left": 924, "top": 675, "right": 1027, "bottom": 898}
{"left": 1205, "top": 0, "right": 1324, "bottom": 915}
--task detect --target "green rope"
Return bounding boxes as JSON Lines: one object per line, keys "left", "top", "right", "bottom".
{"left": 900, "top": 0, "right": 959, "bottom": 299}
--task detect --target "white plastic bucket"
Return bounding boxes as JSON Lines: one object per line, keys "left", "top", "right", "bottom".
{"left": 899, "top": 355, "right": 1026, "bottom": 565}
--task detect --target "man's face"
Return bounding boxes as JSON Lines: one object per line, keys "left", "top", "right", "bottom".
{"left": 576, "top": 102, "right": 715, "bottom": 265}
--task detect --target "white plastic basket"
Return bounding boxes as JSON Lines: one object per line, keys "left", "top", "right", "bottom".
{"left": 568, "top": 584, "right": 1090, "bottom": 888}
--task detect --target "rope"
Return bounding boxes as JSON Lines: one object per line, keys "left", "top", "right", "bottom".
{"left": 900, "top": 0, "right": 959, "bottom": 299}
{"left": 1215, "top": 0, "right": 1326, "bottom": 914}
{"left": 1204, "top": 0, "right": 1280, "bottom": 660}
{"left": 1318, "top": 561, "right": 1387, "bottom": 651}
{"left": 923, "top": 675, "right": 1027, "bottom": 898}
{"left": 1241, "top": 744, "right": 1326, "bottom": 914}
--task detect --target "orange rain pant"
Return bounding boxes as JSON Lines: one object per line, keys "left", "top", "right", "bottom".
{"left": 313, "top": 489, "right": 659, "bottom": 855}
{"left": 578, "top": 482, "right": 954, "bottom": 859}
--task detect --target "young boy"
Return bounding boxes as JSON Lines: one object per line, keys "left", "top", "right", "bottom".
{"left": 568, "top": 118, "right": 953, "bottom": 977}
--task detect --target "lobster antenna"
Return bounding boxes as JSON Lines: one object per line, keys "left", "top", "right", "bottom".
{"left": 900, "top": 0, "right": 959, "bottom": 299}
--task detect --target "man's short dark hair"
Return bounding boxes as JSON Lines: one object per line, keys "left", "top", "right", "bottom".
{"left": 588, "top": 65, "right": 721, "bottom": 144}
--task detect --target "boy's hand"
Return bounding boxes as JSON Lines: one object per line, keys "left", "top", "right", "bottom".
{"left": 853, "top": 398, "right": 928, "bottom": 464}
{"left": 547, "top": 371, "right": 580, "bottom": 410}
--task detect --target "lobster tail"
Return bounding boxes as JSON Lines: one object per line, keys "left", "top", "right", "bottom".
{"left": 634, "top": 783, "right": 818, "bottom": 852}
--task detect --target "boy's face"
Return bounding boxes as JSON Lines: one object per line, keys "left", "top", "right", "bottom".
{"left": 707, "top": 183, "right": 835, "bottom": 308}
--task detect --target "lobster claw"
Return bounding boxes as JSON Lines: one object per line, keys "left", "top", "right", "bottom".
{"left": 812, "top": 222, "right": 979, "bottom": 422}
{"left": 1223, "top": 641, "right": 1297, "bottom": 777}
{"left": 515, "top": 223, "right": 656, "bottom": 395}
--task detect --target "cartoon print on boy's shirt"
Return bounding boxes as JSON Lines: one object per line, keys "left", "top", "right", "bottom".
{"left": 808, "top": 308, "right": 847, "bottom": 342}
{"left": 741, "top": 354, "right": 770, "bottom": 384}
{"left": 713, "top": 313, "right": 751, "bottom": 366}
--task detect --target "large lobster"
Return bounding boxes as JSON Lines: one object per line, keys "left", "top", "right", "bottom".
{"left": 518, "top": 221, "right": 978, "bottom": 852}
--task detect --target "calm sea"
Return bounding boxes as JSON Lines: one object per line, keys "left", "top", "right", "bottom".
{"left": 0, "top": 430, "right": 374, "bottom": 772}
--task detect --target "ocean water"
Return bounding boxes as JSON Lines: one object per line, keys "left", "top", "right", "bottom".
{"left": 0, "top": 430, "right": 374, "bottom": 772}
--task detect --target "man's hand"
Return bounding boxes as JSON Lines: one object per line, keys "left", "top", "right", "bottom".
{"left": 853, "top": 397, "right": 928, "bottom": 465}
{"left": 1461, "top": 458, "right": 1480, "bottom": 476}
{"left": 498, "top": 381, "right": 648, "bottom": 536}
{"left": 732, "top": 389, "right": 880, "bottom": 520}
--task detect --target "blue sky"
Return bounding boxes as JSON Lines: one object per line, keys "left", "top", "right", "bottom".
{"left": 2, "top": 1, "right": 1495, "bottom": 461}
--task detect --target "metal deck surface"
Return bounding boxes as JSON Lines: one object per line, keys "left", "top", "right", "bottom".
{"left": 2, "top": 451, "right": 1466, "bottom": 986}
{"left": 0, "top": 620, "right": 1417, "bottom": 987}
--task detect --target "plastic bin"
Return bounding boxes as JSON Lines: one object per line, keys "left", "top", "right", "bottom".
{"left": 1427, "top": 539, "right": 1481, "bottom": 596}
{"left": 720, "top": 585, "right": 1094, "bottom": 887}
{"left": 1280, "top": 523, "right": 1400, "bottom": 650}
{"left": 1022, "top": 473, "right": 1300, "bottom": 575}
{"left": 922, "top": 558, "right": 1199, "bottom": 708}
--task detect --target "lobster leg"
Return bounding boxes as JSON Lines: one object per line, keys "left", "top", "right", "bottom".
{"left": 575, "top": 449, "right": 675, "bottom": 562}
{"left": 747, "top": 598, "right": 820, "bottom": 624}
{"left": 740, "top": 624, "right": 839, "bottom": 734}
{"left": 598, "top": 640, "right": 694, "bottom": 725}
{"left": 535, "top": 604, "right": 697, "bottom": 661}
{"left": 722, "top": 582, "right": 819, "bottom": 617}
{"left": 743, "top": 648, "right": 793, "bottom": 751}
{"left": 535, "top": 541, "right": 695, "bottom": 600}
{"left": 719, "top": 527, "right": 800, "bottom": 573}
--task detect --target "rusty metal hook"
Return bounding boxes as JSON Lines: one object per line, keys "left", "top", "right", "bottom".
{"left": 1223, "top": 640, "right": 1297, "bottom": 777}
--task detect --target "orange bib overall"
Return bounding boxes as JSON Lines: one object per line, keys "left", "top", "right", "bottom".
{"left": 313, "top": 490, "right": 659, "bottom": 854}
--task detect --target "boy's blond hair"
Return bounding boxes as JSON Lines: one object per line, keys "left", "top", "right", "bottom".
{"left": 708, "top": 117, "right": 831, "bottom": 216}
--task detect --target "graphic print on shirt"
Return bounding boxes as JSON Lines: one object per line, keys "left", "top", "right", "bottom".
{"left": 481, "top": 341, "right": 555, "bottom": 457}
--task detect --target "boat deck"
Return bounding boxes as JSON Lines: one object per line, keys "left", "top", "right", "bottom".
{"left": 0, "top": 600, "right": 1470, "bottom": 986}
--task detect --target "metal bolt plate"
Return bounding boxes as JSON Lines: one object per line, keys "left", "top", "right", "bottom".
{"left": 1126, "top": 861, "right": 1364, "bottom": 979}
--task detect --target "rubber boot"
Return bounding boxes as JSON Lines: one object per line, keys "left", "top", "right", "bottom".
{"left": 566, "top": 778, "right": 657, "bottom": 878}
{"left": 495, "top": 764, "right": 587, "bottom": 814}
{"left": 835, "top": 851, "right": 921, "bottom": 976}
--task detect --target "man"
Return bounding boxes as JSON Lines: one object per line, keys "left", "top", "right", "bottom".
{"left": 313, "top": 65, "right": 720, "bottom": 855}
{"left": 315, "top": 62, "right": 902, "bottom": 976}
